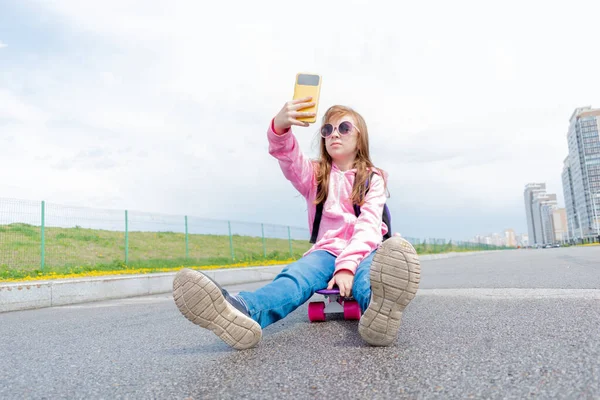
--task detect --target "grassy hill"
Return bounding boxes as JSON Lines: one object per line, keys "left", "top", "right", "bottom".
{"left": 0, "top": 223, "right": 502, "bottom": 281}
{"left": 0, "top": 223, "right": 311, "bottom": 279}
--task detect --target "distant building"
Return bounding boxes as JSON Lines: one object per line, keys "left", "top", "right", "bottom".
{"left": 524, "top": 183, "right": 562, "bottom": 245}
{"left": 524, "top": 183, "right": 546, "bottom": 245}
{"left": 541, "top": 198, "right": 559, "bottom": 244}
{"left": 552, "top": 208, "right": 568, "bottom": 243}
{"left": 534, "top": 192, "right": 557, "bottom": 245}
{"left": 562, "top": 106, "right": 600, "bottom": 240}
{"left": 491, "top": 233, "right": 504, "bottom": 247}
{"left": 562, "top": 157, "right": 578, "bottom": 240}
{"left": 472, "top": 233, "right": 509, "bottom": 247}
{"left": 504, "top": 229, "right": 517, "bottom": 247}
{"left": 516, "top": 234, "right": 529, "bottom": 247}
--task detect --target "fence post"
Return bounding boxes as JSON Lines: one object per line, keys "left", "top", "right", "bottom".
{"left": 261, "top": 223, "right": 266, "bottom": 258}
{"left": 40, "top": 201, "right": 45, "bottom": 271}
{"left": 125, "top": 210, "right": 129, "bottom": 265}
{"left": 185, "top": 216, "right": 189, "bottom": 259}
{"left": 228, "top": 221, "right": 235, "bottom": 260}
{"left": 288, "top": 226, "right": 293, "bottom": 258}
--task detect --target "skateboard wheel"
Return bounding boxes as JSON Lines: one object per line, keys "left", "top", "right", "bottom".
{"left": 308, "top": 301, "right": 326, "bottom": 322}
{"left": 343, "top": 300, "right": 361, "bottom": 320}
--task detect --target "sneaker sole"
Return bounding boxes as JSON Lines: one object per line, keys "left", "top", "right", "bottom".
{"left": 359, "top": 236, "right": 421, "bottom": 346}
{"left": 172, "top": 268, "right": 262, "bottom": 350}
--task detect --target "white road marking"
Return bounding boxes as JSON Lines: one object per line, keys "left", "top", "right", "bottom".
{"left": 54, "top": 288, "right": 600, "bottom": 310}
{"left": 58, "top": 295, "right": 173, "bottom": 309}
{"left": 417, "top": 288, "right": 600, "bottom": 299}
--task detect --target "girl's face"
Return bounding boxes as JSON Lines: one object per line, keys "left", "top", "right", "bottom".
{"left": 322, "top": 114, "right": 359, "bottom": 166}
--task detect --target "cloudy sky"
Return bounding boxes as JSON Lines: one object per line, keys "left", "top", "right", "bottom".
{"left": 1, "top": 0, "right": 600, "bottom": 240}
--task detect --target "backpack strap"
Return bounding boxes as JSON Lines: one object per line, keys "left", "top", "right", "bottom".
{"left": 355, "top": 171, "right": 393, "bottom": 241}
{"left": 352, "top": 171, "right": 375, "bottom": 217}
{"left": 382, "top": 205, "right": 392, "bottom": 241}
{"left": 309, "top": 199, "right": 323, "bottom": 244}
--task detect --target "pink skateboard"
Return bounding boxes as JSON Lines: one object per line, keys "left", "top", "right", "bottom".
{"left": 308, "top": 288, "right": 362, "bottom": 322}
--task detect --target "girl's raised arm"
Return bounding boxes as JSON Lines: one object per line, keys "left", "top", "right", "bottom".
{"left": 267, "top": 98, "right": 317, "bottom": 199}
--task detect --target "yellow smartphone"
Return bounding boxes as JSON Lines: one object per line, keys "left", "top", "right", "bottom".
{"left": 293, "top": 73, "right": 322, "bottom": 123}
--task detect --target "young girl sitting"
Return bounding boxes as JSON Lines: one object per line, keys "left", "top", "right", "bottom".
{"left": 173, "top": 98, "right": 421, "bottom": 350}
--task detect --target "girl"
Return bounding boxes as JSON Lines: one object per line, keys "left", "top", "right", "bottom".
{"left": 173, "top": 98, "right": 421, "bottom": 350}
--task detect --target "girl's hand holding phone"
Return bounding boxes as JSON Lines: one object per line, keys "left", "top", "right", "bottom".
{"left": 273, "top": 97, "right": 316, "bottom": 134}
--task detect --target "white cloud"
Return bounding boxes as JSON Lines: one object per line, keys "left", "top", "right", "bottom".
{"left": 0, "top": 41, "right": 6, "bottom": 48}
{"left": 0, "top": 89, "right": 48, "bottom": 122}
{"left": 1, "top": 0, "right": 600, "bottom": 239}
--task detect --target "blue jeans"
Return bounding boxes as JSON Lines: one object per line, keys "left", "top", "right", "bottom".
{"left": 238, "top": 250, "right": 376, "bottom": 328}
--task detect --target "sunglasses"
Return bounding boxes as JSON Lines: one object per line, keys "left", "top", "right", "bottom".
{"left": 320, "top": 121, "right": 360, "bottom": 138}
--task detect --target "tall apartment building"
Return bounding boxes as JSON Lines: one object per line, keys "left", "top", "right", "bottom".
{"left": 504, "top": 229, "right": 517, "bottom": 247}
{"left": 524, "top": 183, "right": 546, "bottom": 245}
{"left": 534, "top": 192, "right": 557, "bottom": 244}
{"left": 524, "top": 183, "right": 564, "bottom": 245}
{"left": 552, "top": 208, "right": 568, "bottom": 243}
{"left": 562, "top": 157, "right": 578, "bottom": 239}
{"left": 562, "top": 106, "right": 600, "bottom": 240}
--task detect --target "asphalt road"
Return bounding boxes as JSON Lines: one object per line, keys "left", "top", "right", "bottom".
{"left": 1, "top": 246, "right": 599, "bottom": 399}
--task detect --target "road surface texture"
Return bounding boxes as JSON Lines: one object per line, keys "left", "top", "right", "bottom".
{"left": 1, "top": 246, "right": 599, "bottom": 399}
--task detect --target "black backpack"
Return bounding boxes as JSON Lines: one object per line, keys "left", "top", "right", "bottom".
{"left": 309, "top": 171, "right": 392, "bottom": 244}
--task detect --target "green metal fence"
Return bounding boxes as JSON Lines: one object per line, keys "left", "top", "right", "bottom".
{"left": 0, "top": 197, "right": 511, "bottom": 272}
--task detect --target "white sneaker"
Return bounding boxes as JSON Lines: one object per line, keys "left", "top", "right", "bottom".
{"left": 173, "top": 268, "right": 262, "bottom": 350}
{"left": 358, "top": 236, "right": 421, "bottom": 346}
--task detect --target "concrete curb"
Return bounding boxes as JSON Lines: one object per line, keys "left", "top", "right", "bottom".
{"left": 0, "top": 250, "right": 494, "bottom": 313}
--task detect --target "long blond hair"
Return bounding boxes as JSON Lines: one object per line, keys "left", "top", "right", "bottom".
{"left": 314, "top": 105, "right": 387, "bottom": 206}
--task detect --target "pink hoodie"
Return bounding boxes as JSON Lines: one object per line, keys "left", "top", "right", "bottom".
{"left": 267, "top": 120, "right": 389, "bottom": 276}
